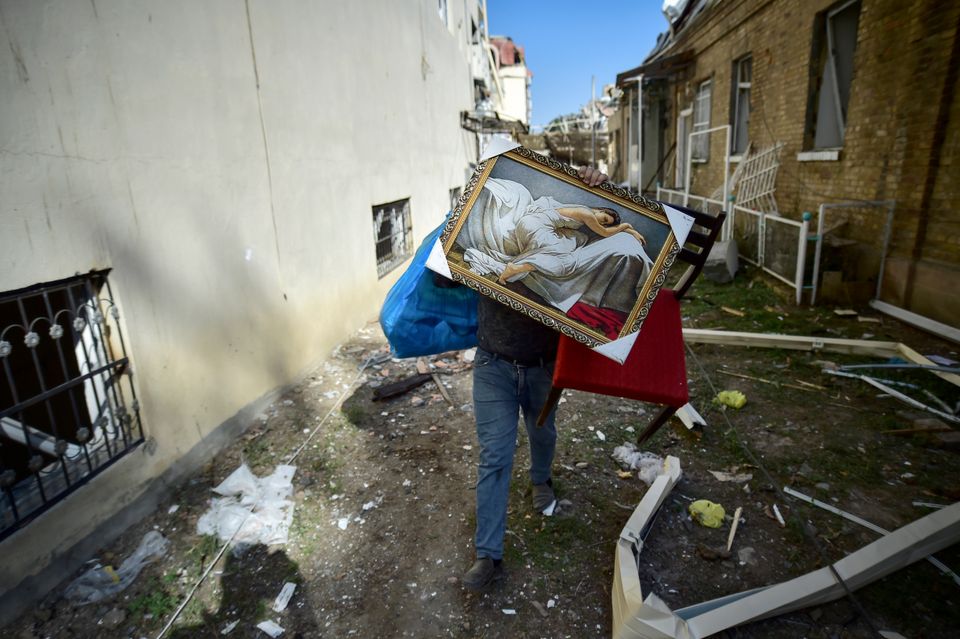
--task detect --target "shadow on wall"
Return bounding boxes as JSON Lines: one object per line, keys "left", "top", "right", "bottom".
{"left": 96, "top": 210, "right": 309, "bottom": 461}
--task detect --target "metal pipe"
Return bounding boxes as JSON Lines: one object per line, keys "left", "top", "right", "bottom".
{"left": 796, "top": 212, "right": 812, "bottom": 305}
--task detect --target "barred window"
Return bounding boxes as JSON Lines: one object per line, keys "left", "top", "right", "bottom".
{"left": 373, "top": 199, "right": 413, "bottom": 278}
{"left": 0, "top": 271, "right": 143, "bottom": 540}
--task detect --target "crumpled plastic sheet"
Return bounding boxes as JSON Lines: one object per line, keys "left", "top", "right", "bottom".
{"left": 64, "top": 530, "right": 169, "bottom": 605}
{"left": 612, "top": 443, "right": 664, "bottom": 485}
{"left": 689, "top": 499, "right": 726, "bottom": 528}
{"left": 196, "top": 464, "right": 297, "bottom": 548}
{"left": 714, "top": 390, "right": 747, "bottom": 409}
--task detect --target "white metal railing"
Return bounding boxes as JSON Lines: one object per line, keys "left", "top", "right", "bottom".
{"left": 810, "top": 200, "right": 895, "bottom": 305}
{"left": 657, "top": 186, "right": 812, "bottom": 304}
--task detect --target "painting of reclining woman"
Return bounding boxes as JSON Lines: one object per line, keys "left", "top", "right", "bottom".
{"left": 441, "top": 149, "right": 678, "bottom": 345}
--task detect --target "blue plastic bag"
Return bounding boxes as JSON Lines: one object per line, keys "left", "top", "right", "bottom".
{"left": 379, "top": 218, "right": 478, "bottom": 358}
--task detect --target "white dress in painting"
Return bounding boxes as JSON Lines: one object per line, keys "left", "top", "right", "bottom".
{"left": 456, "top": 178, "right": 653, "bottom": 314}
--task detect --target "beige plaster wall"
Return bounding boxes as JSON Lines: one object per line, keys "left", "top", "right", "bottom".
{"left": 0, "top": 0, "right": 478, "bottom": 603}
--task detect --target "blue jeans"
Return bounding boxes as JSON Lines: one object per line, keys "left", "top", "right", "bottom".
{"left": 472, "top": 348, "right": 557, "bottom": 560}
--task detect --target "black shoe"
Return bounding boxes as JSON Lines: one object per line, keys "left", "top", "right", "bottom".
{"left": 462, "top": 558, "right": 503, "bottom": 591}
{"left": 532, "top": 479, "right": 556, "bottom": 513}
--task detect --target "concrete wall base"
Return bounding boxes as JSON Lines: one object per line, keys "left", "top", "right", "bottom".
{"left": 0, "top": 378, "right": 290, "bottom": 627}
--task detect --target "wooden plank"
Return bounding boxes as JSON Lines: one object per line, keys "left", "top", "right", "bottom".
{"left": 870, "top": 300, "right": 960, "bottom": 345}
{"left": 682, "top": 329, "right": 901, "bottom": 357}
{"left": 896, "top": 343, "right": 960, "bottom": 388}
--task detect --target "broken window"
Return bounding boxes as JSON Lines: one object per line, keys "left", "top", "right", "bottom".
{"left": 691, "top": 79, "right": 712, "bottom": 161}
{"left": 731, "top": 56, "right": 752, "bottom": 154}
{"left": 373, "top": 199, "right": 413, "bottom": 278}
{"left": 0, "top": 271, "right": 144, "bottom": 540}
{"left": 808, "top": 0, "right": 861, "bottom": 149}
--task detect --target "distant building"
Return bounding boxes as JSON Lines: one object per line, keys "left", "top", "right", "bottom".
{"left": 461, "top": 34, "right": 532, "bottom": 149}
{"left": 611, "top": 0, "right": 960, "bottom": 327}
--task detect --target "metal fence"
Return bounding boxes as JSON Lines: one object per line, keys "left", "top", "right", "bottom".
{"left": 0, "top": 271, "right": 143, "bottom": 540}
{"left": 656, "top": 186, "right": 811, "bottom": 304}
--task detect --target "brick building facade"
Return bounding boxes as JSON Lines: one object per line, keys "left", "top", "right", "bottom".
{"left": 612, "top": 0, "right": 959, "bottom": 327}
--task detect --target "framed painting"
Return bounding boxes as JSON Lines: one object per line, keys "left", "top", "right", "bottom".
{"left": 434, "top": 144, "right": 690, "bottom": 359}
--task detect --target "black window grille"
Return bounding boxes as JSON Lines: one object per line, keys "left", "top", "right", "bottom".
{"left": 373, "top": 199, "right": 413, "bottom": 278}
{"left": 0, "top": 270, "right": 144, "bottom": 540}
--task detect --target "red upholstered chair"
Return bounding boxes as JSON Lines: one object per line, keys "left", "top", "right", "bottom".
{"left": 537, "top": 204, "right": 727, "bottom": 444}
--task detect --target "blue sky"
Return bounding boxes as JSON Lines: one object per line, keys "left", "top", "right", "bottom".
{"left": 486, "top": 1, "right": 667, "bottom": 128}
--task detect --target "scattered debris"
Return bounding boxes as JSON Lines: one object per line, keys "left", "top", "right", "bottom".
{"left": 502, "top": 609, "right": 517, "bottom": 615}
{"left": 783, "top": 486, "right": 960, "bottom": 587}
{"left": 913, "top": 501, "right": 947, "bottom": 510}
{"left": 221, "top": 620, "right": 239, "bottom": 634}
{"left": 272, "top": 582, "right": 297, "bottom": 613}
{"left": 714, "top": 390, "right": 747, "bottom": 409}
{"left": 64, "top": 531, "right": 169, "bottom": 605}
{"left": 595, "top": 430, "right": 606, "bottom": 442}
{"left": 703, "top": 240, "right": 739, "bottom": 284}
{"left": 833, "top": 309, "right": 858, "bottom": 317}
{"left": 372, "top": 373, "right": 433, "bottom": 401}
{"left": 717, "top": 370, "right": 818, "bottom": 393}
{"left": 825, "top": 370, "right": 960, "bottom": 424}
{"left": 726, "top": 506, "right": 744, "bottom": 551}
{"left": 721, "top": 306, "right": 745, "bottom": 317}
{"left": 167, "top": 504, "right": 180, "bottom": 515}
{"left": 611, "top": 444, "right": 664, "bottom": 485}
{"left": 100, "top": 607, "right": 127, "bottom": 628}
{"left": 689, "top": 500, "right": 726, "bottom": 528}
{"left": 738, "top": 547, "right": 758, "bottom": 566}
{"left": 764, "top": 504, "right": 786, "bottom": 527}
{"left": 696, "top": 543, "right": 731, "bottom": 561}
{"left": 615, "top": 487, "right": 960, "bottom": 637}
{"left": 675, "top": 403, "right": 707, "bottom": 430}
{"left": 196, "top": 464, "right": 297, "bottom": 547}
{"left": 708, "top": 470, "right": 753, "bottom": 483}
{"left": 530, "top": 600, "right": 549, "bottom": 617}
{"left": 431, "top": 373, "right": 455, "bottom": 406}
{"left": 256, "top": 619, "right": 285, "bottom": 637}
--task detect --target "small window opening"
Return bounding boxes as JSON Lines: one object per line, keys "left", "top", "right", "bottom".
{"left": 373, "top": 199, "right": 413, "bottom": 278}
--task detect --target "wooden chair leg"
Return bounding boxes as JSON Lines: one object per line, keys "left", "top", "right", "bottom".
{"left": 536, "top": 385, "right": 564, "bottom": 427}
{"left": 636, "top": 405, "right": 678, "bottom": 445}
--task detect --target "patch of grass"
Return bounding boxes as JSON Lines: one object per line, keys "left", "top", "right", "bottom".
{"left": 128, "top": 578, "right": 179, "bottom": 620}
{"left": 341, "top": 402, "right": 366, "bottom": 426}
{"left": 242, "top": 436, "right": 272, "bottom": 469}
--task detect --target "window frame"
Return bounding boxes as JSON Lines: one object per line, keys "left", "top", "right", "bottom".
{"left": 731, "top": 55, "right": 752, "bottom": 155}
{"left": 805, "top": 0, "right": 861, "bottom": 150}
{"left": 691, "top": 79, "right": 712, "bottom": 162}
{"left": 372, "top": 198, "right": 414, "bottom": 279}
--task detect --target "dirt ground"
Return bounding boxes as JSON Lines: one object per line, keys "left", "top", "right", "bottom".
{"left": 7, "top": 269, "right": 960, "bottom": 638}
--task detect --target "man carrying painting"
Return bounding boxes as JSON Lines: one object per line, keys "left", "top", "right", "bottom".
{"left": 462, "top": 165, "right": 608, "bottom": 590}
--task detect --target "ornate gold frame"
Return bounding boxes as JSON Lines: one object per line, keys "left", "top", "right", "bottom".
{"left": 440, "top": 147, "right": 680, "bottom": 348}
